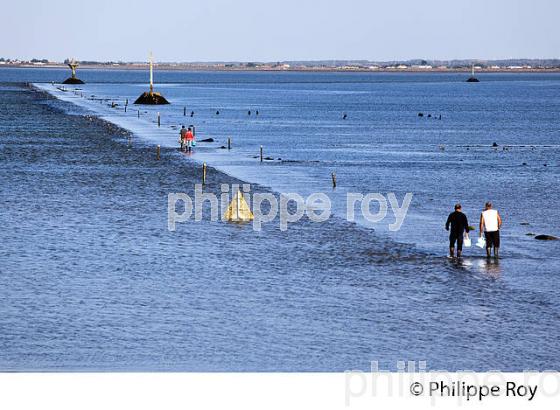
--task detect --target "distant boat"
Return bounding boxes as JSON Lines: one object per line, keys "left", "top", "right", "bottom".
{"left": 134, "top": 52, "right": 170, "bottom": 105}
{"left": 466, "top": 64, "right": 480, "bottom": 82}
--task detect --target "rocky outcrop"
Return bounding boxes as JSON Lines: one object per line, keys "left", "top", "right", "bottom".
{"left": 535, "top": 235, "right": 558, "bottom": 241}
{"left": 62, "top": 77, "right": 85, "bottom": 85}
{"left": 133, "top": 92, "right": 169, "bottom": 105}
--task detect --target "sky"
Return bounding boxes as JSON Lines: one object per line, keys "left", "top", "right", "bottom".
{"left": 1, "top": 0, "right": 559, "bottom": 62}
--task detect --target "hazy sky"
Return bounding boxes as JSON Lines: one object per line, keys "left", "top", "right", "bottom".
{"left": 2, "top": 0, "right": 559, "bottom": 62}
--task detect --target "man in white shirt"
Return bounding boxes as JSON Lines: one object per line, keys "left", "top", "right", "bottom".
{"left": 479, "top": 202, "right": 503, "bottom": 258}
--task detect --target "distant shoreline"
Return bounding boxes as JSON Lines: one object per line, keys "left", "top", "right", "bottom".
{"left": 2, "top": 64, "right": 560, "bottom": 74}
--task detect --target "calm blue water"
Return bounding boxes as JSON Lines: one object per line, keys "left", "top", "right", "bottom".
{"left": 1, "top": 68, "right": 559, "bottom": 371}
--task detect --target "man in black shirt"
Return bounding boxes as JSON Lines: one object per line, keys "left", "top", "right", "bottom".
{"left": 445, "top": 203, "right": 470, "bottom": 258}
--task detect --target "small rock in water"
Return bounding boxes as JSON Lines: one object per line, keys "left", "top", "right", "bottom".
{"left": 526, "top": 233, "right": 535, "bottom": 236}
{"left": 520, "top": 222, "right": 530, "bottom": 226}
{"left": 535, "top": 234, "right": 558, "bottom": 241}
{"left": 418, "top": 113, "right": 424, "bottom": 117}
{"left": 492, "top": 142, "right": 498, "bottom": 147}
{"left": 199, "top": 138, "right": 214, "bottom": 142}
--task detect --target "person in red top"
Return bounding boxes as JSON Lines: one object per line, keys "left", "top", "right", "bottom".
{"left": 185, "top": 127, "right": 194, "bottom": 153}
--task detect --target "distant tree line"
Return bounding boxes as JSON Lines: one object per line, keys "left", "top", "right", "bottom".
{"left": 1, "top": 57, "right": 49, "bottom": 63}
{"left": 63, "top": 58, "right": 127, "bottom": 65}
{"left": 2, "top": 57, "right": 560, "bottom": 68}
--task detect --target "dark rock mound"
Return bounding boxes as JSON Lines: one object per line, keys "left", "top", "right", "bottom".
{"left": 63, "top": 77, "right": 85, "bottom": 85}
{"left": 133, "top": 92, "right": 169, "bottom": 105}
{"left": 199, "top": 138, "right": 214, "bottom": 143}
{"left": 535, "top": 235, "right": 558, "bottom": 241}
{"left": 466, "top": 77, "right": 480, "bottom": 82}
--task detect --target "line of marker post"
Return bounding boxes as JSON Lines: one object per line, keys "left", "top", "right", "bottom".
{"left": 113, "top": 94, "right": 343, "bottom": 195}
{"left": 202, "top": 163, "right": 207, "bottom": 185}
{"left": 130, "top": 104, "right": 338, "bottom": 190}
{"left": 126, "top": 105, "right": 338, "bottom": 190}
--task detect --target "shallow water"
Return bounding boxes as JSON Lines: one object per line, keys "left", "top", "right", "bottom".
{"left": 1, "top": 69, "right": 559, "bottom": 371}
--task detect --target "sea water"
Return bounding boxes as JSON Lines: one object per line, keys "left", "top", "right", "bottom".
{"left": 1, "top": 68, "right": 559, "bottom": 371}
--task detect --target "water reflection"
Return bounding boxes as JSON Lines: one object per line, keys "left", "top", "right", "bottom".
{"left": 476, "top": 258, "right": 502, "bottom": 278}
{"left": 449, "top": 256, "right": 502, "bottom": 278}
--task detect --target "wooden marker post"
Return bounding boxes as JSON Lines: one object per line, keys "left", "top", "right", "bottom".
{"left": 183, "top": 106, "right": 186, "bottom": 116}
{"left": 260, "top": 145, "right": 263, "bottom": 162}
{"left": 137, "top": 110, "right": 140, "bottom": 118}
{"left": 331, "top": 172, "right": 337, "bottom": 188}
{"left": 157, "top": 112, "right": 161, "bottom": 127}
{"left": 156, "top": 145, "right": 161, "bottom": 160}
{"left": 202, "top": 163, "right": 207, "bottom": 185}
{"left": 228, "top": 137, "right": 231, "bottom": 150}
